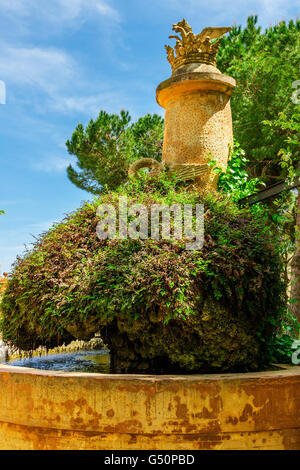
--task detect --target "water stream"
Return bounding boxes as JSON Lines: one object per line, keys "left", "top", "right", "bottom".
{"left": 3, "top": 349, "right": 111, "bottom": 373}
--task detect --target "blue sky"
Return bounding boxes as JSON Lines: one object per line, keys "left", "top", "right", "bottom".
{"left": 0, "top": 0, "right": 299, "bottom": 273}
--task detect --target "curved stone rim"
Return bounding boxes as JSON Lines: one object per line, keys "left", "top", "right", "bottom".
{"left": 156, "top": 72, "right": 236, "bottom": 108}
{"left": 0, "top": 364, "right": 299, "bottom": 450}
{"left": 0, "top": 363, "right": 299, "bottom": 380}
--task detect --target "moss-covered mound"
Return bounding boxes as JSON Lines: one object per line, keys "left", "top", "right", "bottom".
{"left": 0, "top": 176, "right": 288, "bottom": 372}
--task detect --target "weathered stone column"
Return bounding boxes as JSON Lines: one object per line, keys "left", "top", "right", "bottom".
{"left": 156, "top": 20, "right": 236, "bottom": 191}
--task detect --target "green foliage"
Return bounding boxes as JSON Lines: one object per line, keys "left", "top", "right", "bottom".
{"left": 217, "top": 15, "right": 300, "bottom": 183}
{"left": 207, "top": 139, "right": 264, "bottom": 201}
{"left": 267, "top": 304, "right": 300, "bottom": 363}
{"left": 210, "top": 134, "right": 297, "bottom": 290}
{"left": 0, "top": 174, "right": 290, "bottom": 372}
{"left": 264, "top": 112, "right": 300, "bottom": 183}
{"left": 66, "top": 110, "right": 164, "bottom": 194}
{"left": 262, "top": 113, "right": 300, "bottom": 282}
{"left": 206, "top": 141, "right": 296, "bottom": 270}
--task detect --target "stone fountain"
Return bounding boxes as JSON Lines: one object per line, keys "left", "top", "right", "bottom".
{"left": 0, "top": 20, "right": 299, "bottom": 450}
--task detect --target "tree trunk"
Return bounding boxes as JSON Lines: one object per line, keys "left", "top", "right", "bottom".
{"left": 290, "top": 186, "right": 300, "bottom": 325}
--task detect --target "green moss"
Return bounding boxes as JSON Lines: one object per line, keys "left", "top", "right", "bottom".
{"left": 0, "top": 175, "right": 289, "bottom": 372}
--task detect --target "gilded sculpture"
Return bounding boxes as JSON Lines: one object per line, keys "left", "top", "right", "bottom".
{"left": 165, "top": 19, "right": 231, "bottom": 72}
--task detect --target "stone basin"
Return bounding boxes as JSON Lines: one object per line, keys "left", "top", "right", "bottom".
{"left": 0, "top": 364, "right": 299, "bottom": 450}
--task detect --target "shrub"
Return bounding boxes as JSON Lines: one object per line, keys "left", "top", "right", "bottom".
{"left": 0, "top": 175, "right": 289, "bottom": 372}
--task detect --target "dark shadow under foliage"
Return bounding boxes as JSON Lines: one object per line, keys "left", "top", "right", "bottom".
{"left": 0, "top": 175, "right": 289, "bottom": 373}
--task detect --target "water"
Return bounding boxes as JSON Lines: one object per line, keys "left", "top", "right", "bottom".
{"left": 2, "top": 349, "right": 287, "bottom": 374}
{"left": 5, "top": 349, "right": 111, "bottom": 373}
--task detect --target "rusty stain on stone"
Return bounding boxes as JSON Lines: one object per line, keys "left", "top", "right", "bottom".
{"left": 174, "top": 396, "right": 188, "bottom": 419}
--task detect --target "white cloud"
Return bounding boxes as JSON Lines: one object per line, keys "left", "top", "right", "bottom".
{"left": 0, "top": 30, "right": 131, "bottom": 114}
{"left": 260, "top": 0, "right": 293, "bottom": 24}
{"left": 0, "top": 1, "right": 127, "bottom": 114}
{"left": 0, "top": 0, "right": 121, "bottom": 24}
{"left": 0, "top": 41, "right": 137, "bottom": 116}
{"left": 50, "top": 90, "right": 133, "bottom": 115}
{"left": 32, "top": 155, "right": 71, "bottom": 173}
{"left": 0, "top": 0, "right": 28, "bottom": 15}
{"left": 149, "top": 0, "right": 299, "bottom": 28}
{"left": 50, "top": 94, "right": 106, "bottom": 115}
{"left": 94, "top": 0, "right": 120, "bottom": 21}
{"left": 0, "top": 44, "right": 106, "bottom": 114}
{"left": 29, "top": 220, "right": 56, "bottom": 231}
{"left": 63, "top": 0, "right": 121, "bottom": 22}
{"left": 0, "top": 45, "right": 76, "bottom": 93}
{"left": 50, "top": 0, "right": 121, "bottom": 24}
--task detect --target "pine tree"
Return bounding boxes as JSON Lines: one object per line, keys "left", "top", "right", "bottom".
{"left": 66, "top": 110, "right": 164, "bottom": 194}
{"left": 217, "top": 16, "right": 300, "bottom": 184}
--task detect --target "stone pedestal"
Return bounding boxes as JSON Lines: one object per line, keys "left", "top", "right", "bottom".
{"left": 156, "top": 64, "right": 236, "bottom": 191}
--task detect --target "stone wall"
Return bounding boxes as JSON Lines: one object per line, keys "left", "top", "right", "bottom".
{"left": 0, "top": 364, "right": 299, "bottom": 450}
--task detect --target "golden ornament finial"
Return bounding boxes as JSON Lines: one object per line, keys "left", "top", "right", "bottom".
{"left": 165, "top": 19, "right": 231, "bottom": 73}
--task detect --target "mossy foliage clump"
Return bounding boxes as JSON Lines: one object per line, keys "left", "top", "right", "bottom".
{"left": 0, "top": 175, "right": 288, "bottom": 372}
